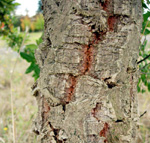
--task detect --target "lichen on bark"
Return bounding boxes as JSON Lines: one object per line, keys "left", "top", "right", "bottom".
{"left": 33, "top": 0, "right": 142, "bottom": 142}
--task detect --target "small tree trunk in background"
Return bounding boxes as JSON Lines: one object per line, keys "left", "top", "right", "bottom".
{"left": 33, "top": 0, "right": 142, "bottom": 142}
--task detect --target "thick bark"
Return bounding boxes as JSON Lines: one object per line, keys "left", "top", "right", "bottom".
{"left": 33, "top": 0, "right": 142, "bottom": 143}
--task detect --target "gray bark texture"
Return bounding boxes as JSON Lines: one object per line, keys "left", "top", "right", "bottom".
{"left": 32, "top": 0, "right": 143, "bottom": 142}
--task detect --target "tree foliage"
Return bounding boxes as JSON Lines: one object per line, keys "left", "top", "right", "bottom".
{"left": 20, "top": 38, "right": 42, "bottom": 80}
{"left": 0, "top": 0, "right": 41, "bottom": 80}
{"left": 6, "top": 29, "right": 42, "bottom": 80}
{"left": 138, "top": 0, "right": 150, "bottom": 92}
{"left": 0, "top": 0, "right": 20, "bottom": 35}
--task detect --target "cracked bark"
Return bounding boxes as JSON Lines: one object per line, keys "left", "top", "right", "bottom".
{"left": 33, "top": 0, "right": 142, "bottom": 142}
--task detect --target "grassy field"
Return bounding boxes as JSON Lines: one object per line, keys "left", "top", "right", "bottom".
{"left": 25, "top": 32, "right": 42, "bottom": 45}
{"left": 0, "top": 32, "right": 42, "bottom": 47}
{"left": 0, "top": 32, "right": 42, "bottom": 143}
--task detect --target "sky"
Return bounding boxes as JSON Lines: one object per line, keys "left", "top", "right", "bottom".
{"left": 15, "top": 0, "right": 39, "bottom": 17}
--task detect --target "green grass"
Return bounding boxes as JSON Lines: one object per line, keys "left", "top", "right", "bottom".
{"left": 0, "top": 32, "right": 42, "bottom": 48}
{"left": 25, "top": 32, "right": 42, "bottom": 45}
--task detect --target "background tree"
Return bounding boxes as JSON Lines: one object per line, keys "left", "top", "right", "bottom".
{"left": 37, "top": 0, "right": 43, "bottom": 13}
{"left": 33, "top": 0, "right": 143, "bottom": 143}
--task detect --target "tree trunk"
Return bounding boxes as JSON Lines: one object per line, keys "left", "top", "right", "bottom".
{"left": 33, "top": 0, "right": 142, "bottom": 142}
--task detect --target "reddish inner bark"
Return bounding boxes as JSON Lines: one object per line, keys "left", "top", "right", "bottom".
{"left": 108, "top": 16, "right": 118, "bottom": 31}
{"left": 81, "top": 30, "right": 105, "bottom": 74}
{"left": 41, "top": 97, "right": 51, "bottom": 129}
{"left": 43, "top": 99, "right": 50, "bottom": 120}
{"left": 99, "top": 122, "right": 109, "bottom": 143}
{"left": 100, "top": 0, "right": 119, "bottom": 32}
{"left": 81, "top": 44, "right": 94, "bottom": 74}
{"left": 65, "top": 75, "right": 77, "bottom": 103}
{"left": 100, "top": 0, "right": 110, "bottom": 11}
{"left": 91, "top": 103, "right": 101, "bottom": 121}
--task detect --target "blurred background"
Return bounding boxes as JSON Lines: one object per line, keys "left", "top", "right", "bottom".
{"left": 0, "top": 0, "right": 150, "bottom": 143}
{"left": 0, "top": 0, "right": 42, "bottom": 142}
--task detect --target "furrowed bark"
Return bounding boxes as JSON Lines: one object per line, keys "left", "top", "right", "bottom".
{"left": 33, "top": 0, "right": 142, "bottom": 142}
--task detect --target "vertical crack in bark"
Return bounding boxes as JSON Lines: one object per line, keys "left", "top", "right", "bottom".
{"left": 63, "top": 30, "right": 106, "bottom": 106}
{"left": 63, "top": 30, "right": 106, "bottom": 105}
{"left": 81, "top": 44, "right": 94, "bottom": 74}
{"left": 99, "top": 0, "right": 110, "bottom": 11}
{"left": 65, "top": 74, "right": 77, "bottom": 104}
{"left": 100, "top": 0, "right": 119, "bottom": 32}
{"left": 41, "top": 97, "right": 50, "bottom": 129}
{"left": 108, "top": 16, "right": 118, "bottom": 31}
{"left": 91, "top": 103, "right": 101, "bottom": 121}
{"left": 62, "top": 104, "right": 66, "bottom": 112}
{"left": 81, "top": 28, "right": 106, "bottom": 75}
{"left": 99, "top": 122, "right": 109, "bottom": 143}
{"left": 130, "top": 74, "right": 134, "bottom": 117}
{"left": 41, "top": 96, "right": 45, "bottom": 130}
